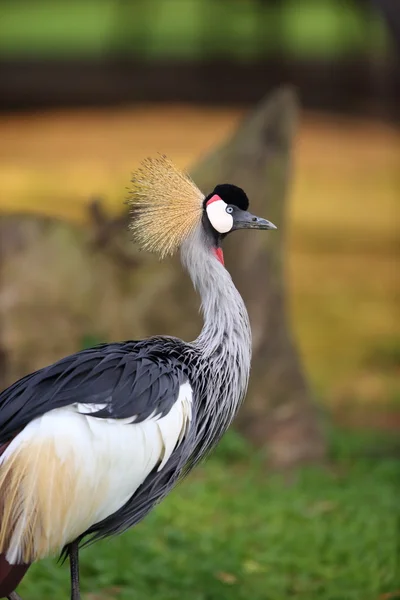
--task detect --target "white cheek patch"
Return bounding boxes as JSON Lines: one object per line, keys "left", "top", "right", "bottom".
{"left": 206, "top": 197, "right": 233, "bottom": 234}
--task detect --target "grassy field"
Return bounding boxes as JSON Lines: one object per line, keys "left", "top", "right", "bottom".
{"left": 0, "top": 0, "right": 388, "bottom": 59}
{"left": 0, "top": 106, "right": 398, "bottom": 404}
{"left": 15, "top": 429, "right": 400, "bottom": 600}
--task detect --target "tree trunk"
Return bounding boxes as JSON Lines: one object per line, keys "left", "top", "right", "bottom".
{"left": 0, "top": 88, "right": 325, "bottom": 469}
{"left": 190, "top": 88, "right": 326, "bottom": 468}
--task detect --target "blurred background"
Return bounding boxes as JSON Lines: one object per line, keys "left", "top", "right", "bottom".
{"left": 0, "top": 1, "right": 399, "bottom": 599}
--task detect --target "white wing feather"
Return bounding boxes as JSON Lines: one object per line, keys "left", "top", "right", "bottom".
{"left": 0, "top": 383, "right": 192, "bottom": 564}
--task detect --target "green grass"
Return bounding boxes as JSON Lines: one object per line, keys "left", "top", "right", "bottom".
{"left": 17, "top": 429, "right": 400, "bottom": 600}
{"left": 0, "top": 0, "right": 390, "bottom": 59}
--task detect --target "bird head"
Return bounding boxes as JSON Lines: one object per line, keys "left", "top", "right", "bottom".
{"left": 203, "top": 183, "right": 276, "bottom": 238}
{"left": 127, "top": 155, "right": 276, "bottom": 261}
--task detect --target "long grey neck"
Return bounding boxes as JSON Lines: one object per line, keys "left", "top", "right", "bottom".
{"left": 180, "top": 225, "right": 252, "bottom": 414}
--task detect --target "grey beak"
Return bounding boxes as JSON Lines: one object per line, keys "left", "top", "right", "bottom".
{"left": 232, "top": 211, "right": 277, "bottom": 231}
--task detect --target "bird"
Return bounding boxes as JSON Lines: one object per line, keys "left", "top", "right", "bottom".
{"left": 0, "top": 155, "right": 276, "bottom": 600}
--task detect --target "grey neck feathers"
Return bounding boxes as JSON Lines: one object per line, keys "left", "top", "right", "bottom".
{"left": 180, "top": 225, "right": 252, "bottom": 430}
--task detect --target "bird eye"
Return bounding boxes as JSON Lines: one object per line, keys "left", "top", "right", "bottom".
{"left": 226, "top": 206, "right": 234, "bottom": 214}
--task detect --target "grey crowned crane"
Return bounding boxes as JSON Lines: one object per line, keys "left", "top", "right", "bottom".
{"left": 0, "top": 156, "right": 276, "bottom": 600}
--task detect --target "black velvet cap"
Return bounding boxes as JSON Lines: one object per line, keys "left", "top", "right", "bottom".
{"left": 204, "top": 184, "right": 249, "bottom": 211}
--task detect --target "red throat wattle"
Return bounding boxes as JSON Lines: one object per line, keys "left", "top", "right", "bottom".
{"left": 207, "top": 194, "right": 224, "bottom": 265}
{"left": 212, "top": 247, "right": 225, "bottom": 266}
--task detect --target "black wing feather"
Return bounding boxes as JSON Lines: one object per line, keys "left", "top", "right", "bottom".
{"left": 0, "top": 339, "right": 190, "bottom": 443}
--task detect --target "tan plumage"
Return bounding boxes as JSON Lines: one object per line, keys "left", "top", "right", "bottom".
{"left": 127, "top": 155, "right": 204, "bottom": 258}
{"left": 0, "top": 438, "right": 105, "bottom": 563}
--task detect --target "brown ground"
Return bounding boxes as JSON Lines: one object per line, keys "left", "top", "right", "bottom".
{"left": 0, "top": 105, "right": 399, "bottom": 418}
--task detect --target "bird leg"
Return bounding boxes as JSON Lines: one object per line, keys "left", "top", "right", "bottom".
{"left": 7, "top": 593, "right": 23, "bottom": 600}
{"left": 69, "top": 541, "right": 80, "bottom": 600}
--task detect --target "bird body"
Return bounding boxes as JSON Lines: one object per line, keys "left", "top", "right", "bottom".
{"left": 0, "top": 156, "right": 276, "bottom": 599}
